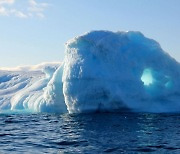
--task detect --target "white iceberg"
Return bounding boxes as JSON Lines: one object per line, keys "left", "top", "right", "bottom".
{"left": 1, "top": 31, "right": 180, "bottom": 113}
{"left": 0, "top": 62, "right": 66, "bottom": 113}
{"left": 63, "top": 31, "right": 180, "bottom": 113}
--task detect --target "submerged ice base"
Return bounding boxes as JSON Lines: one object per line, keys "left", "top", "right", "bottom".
{"left": 1, "top": 31, "right": 180, "bottom": 113}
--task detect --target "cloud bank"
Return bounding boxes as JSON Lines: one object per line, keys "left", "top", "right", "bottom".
{"left": 0, "top": 62, "right": 61, "bottom": 71}
{"left": 0, "top": 0, "right": 49, "bottom": 18}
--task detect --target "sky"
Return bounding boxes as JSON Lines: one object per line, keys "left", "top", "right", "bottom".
{"left": 0, "top": 0, "right": 180, "bottom": 67}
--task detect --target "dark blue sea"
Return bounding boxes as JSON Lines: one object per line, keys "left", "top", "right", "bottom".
{"left": 0, "top": 112, "right": 180, "bottom": 153}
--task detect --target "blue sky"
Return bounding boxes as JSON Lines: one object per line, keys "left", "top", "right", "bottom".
{"left": 0, "top": 0, "right": 180, "bottom": 67}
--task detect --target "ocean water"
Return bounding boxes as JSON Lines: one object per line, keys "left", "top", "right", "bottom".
{"left": 0, "top": 112, "right": 180, "bottom": 153}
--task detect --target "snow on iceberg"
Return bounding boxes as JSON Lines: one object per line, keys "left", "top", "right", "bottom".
{"left": 63, "top": 31, "right": 180, "bottom": 113}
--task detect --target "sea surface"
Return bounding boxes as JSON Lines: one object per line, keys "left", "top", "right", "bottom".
{"left": 0, "top": 112, "right": 180, "bottom": 153}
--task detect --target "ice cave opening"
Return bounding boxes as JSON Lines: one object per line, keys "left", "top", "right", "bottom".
{"left": 141, "top": 68, "right": 153, "bottom": 86}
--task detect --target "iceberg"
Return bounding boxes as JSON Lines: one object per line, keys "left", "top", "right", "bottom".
{"left": 0, "top": 31, "right": 180, "bottom": 113}
{"left": 63, "top": 31, "right": 180, "bottom": 113}
{"left": 0, "top": 62, "right": 66, "bottom": 113}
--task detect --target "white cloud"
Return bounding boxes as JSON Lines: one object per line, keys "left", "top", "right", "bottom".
{"left": 0, "top": 0, "right": 14, "bottom": 5}
{"left": 10, "top": 9, "right": 28, "bottom": 18}
{"left": 0, "top": 0, "right": 49, "bottom": 18}
{"left": 0, "top": 6, "right": 8, "bottom": 15}
{"left": 28, "top": 0, "right": 49, "bottom": 18}
{"left": 0, "top": 62, "right": 62, "bottom": 71}
{"left": 29, "top": 0, "right": 36, "bottom": 6}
